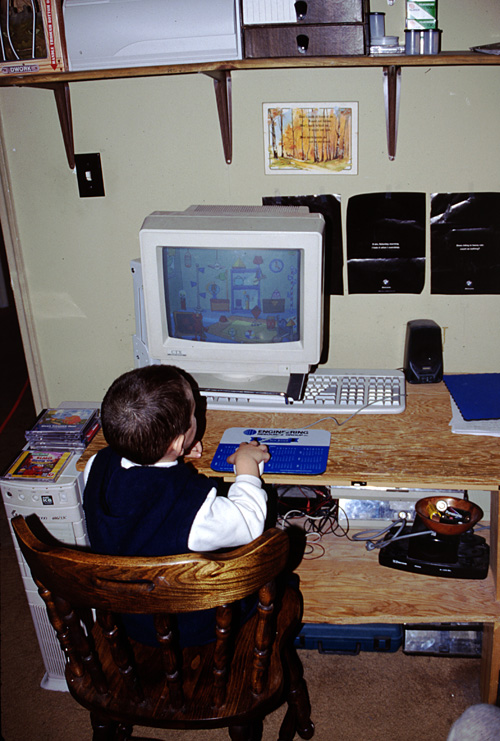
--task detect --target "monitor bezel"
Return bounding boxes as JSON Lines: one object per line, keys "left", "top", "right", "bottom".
{"left": 139, "top": 209, "right": 325, "bottom": 382}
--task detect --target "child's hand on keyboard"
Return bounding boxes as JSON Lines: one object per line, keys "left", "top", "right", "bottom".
{"left": 227, "top": 441, "right": 270, "bottom": 478}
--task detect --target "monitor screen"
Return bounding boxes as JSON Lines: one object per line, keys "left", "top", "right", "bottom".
{"left": 163, "top": 246, "right": 301, "bottom": 346}
{"left": 136, "top": 206, "right": 325, "bottom": 392}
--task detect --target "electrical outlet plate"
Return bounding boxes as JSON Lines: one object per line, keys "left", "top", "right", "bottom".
{"left": 75, "top": 153, "right": 105, "bottom": 197}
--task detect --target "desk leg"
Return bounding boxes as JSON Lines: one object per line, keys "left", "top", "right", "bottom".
{"left": 491, "top": 491, "right": 500, "bottom": 601}
{"left": 480, "top": 622, "right": 500, "bottom": 703}
{"left": 479, "top": 492, "right": 500, "bottom": 703}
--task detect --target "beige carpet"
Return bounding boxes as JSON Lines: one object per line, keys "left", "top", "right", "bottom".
{"left": 1, "top": 499, "right": 483, "bottom": 741}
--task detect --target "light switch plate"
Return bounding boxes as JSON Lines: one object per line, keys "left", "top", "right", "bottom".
{"left": 75, "top": 153, "right": 105, "bottom": 197}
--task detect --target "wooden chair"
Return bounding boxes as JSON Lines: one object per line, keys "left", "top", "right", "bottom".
{"left": 12, "top": 515, "right": 314, "bottom": 741}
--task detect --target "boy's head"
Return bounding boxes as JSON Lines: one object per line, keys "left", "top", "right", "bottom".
{"left": 101, "top": 365, "right": 196, "bottom": 465}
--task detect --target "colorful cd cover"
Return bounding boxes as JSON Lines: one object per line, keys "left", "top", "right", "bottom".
{"left": 4, "top": 450, "right": 72, "bottom": 481}
{"left": 28, "top": 408, "right": 98, "bottom": 435}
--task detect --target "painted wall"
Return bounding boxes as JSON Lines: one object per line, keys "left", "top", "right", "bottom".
{"left": 1, "top": 0, "right": 499, "bottom": 407}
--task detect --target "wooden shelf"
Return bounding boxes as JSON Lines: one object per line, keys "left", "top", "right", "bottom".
{"left": 299, "top": 527, "right": 500, "bottom": 622}
{"left": 1, "top": 52, "right": 498, "bottom": 167}
{"left": 1, "top": 51, "right": 499, "bottom": 85}
{"left": 297, "top": 524, "right": 500, "bottom": 703}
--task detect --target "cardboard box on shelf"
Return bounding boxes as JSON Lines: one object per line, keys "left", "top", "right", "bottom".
{"left": 0, "top": 0, "right": 67, "bottom": 77}
{"left": 406, "top": 0, "right": 437, "bottom": 30}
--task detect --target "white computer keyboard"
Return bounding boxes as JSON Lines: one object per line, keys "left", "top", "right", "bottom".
{"left": 202, "top": 369, "right": 406, "bottom": 414}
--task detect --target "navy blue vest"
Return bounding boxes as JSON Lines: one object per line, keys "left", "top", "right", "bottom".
{"left": 83, "top": 447, "right": 214, "bottom": 557}
{"left": 83, "top": 447, "right": 218, "bottom": 646}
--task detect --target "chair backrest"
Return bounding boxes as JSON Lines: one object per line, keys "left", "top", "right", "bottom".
{"left": 12, "top": 515, "right": 292, "bottom": 712}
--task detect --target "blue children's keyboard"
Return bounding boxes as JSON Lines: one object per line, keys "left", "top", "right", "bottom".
{"left": 210, "top": 427, "right": 331, "bottom": 475}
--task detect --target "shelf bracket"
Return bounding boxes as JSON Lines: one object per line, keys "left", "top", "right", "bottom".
{"left": 204, "top": 70, "right": 232, "bottom": 164}
{"left": 383, "top": 65, "right": 401, "bottom": 161}
{"left": 28, "top": 81, "right": 75, "bottom": 169}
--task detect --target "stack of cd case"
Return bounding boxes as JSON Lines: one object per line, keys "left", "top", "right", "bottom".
{"left": 26, "top": 408, "right": 100, "bottom": 451}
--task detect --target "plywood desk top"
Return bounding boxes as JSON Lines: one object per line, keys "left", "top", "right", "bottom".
{"left": 298, "top": 526, "right": 500, "bottom": 624}
{"left": 78, "top": 382, "right": 500, "bottom": 492}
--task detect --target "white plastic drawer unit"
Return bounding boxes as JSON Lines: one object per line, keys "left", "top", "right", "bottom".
{"left": 63, "top": 0, "right": 243, "bottom": 71}
{"left": 1, "top": 455, "right": 88, "bottom": 691}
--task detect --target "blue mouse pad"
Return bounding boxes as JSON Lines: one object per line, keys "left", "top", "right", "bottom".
{"left": 211, "top": 427, "right": 331, "bottom": 475}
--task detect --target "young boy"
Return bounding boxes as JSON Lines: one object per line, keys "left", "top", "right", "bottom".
{"left": 83, "top": 364, "right": 270, "bottom": 645}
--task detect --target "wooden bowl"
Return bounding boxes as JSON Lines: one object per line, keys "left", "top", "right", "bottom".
{"left": 415, "top": 496, "right": 483, "bottom": 537}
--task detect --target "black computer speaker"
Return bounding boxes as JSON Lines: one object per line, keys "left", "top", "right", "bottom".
{"left": 403, "top": 319, "right": 443, "bottom": 384}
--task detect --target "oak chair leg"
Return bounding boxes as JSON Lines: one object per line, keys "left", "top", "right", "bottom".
{"left": 279, "top": 645, "right": 314, "bottom": 740}
{"left": 116, "top": 723, "right": 133, "bottom": 740}
{"left": 284, "top": 683, "right": 315, "bottom": 740}
{"left": 90, "top": 713, "right": 133, "bottom": 740}
{"left": 229, "top": 720, "right": 263, "bottom": 740}
{"left": 279, "top": 702, "right": 297, "bottom": 741}
{"left": 90, "top": 712, "right": 116, "bottom": 740}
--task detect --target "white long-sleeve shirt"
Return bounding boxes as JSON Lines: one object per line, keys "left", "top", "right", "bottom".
{"left": 84, "top": 454, "right": 267, "bottom": 552}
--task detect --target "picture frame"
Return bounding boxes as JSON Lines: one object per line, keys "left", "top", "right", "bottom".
{"left": 263, "top": 102, "right": 358, "bottom": 175}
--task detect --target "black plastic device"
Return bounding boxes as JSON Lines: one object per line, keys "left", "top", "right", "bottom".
{"left": 403, "top": 319, "right": 443, "bottom": 384}
{"left": 378, "top": 517, "right": 489, "bottom": 580}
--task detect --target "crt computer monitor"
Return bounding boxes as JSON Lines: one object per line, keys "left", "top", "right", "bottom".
{"left": 137, "top": 205, "right": 325, "bottom": 395}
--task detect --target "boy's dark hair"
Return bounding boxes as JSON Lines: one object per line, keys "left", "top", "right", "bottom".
{"left": 101, "top": 365, "right": 195, "bottom": 465}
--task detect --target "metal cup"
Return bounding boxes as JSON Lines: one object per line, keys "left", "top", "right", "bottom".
{"left": 405, "top": 29, "right": 421, "bottom": 55}
{"left": 369, "top": 12, "right": 386, "bottom": 43}
{"left": 423, "top": 29, "right": 441, "bottom": 55}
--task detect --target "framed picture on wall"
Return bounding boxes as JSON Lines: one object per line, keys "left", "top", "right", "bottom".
{"left": 263, "top": 102, "right": 358, "bottom": 175}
